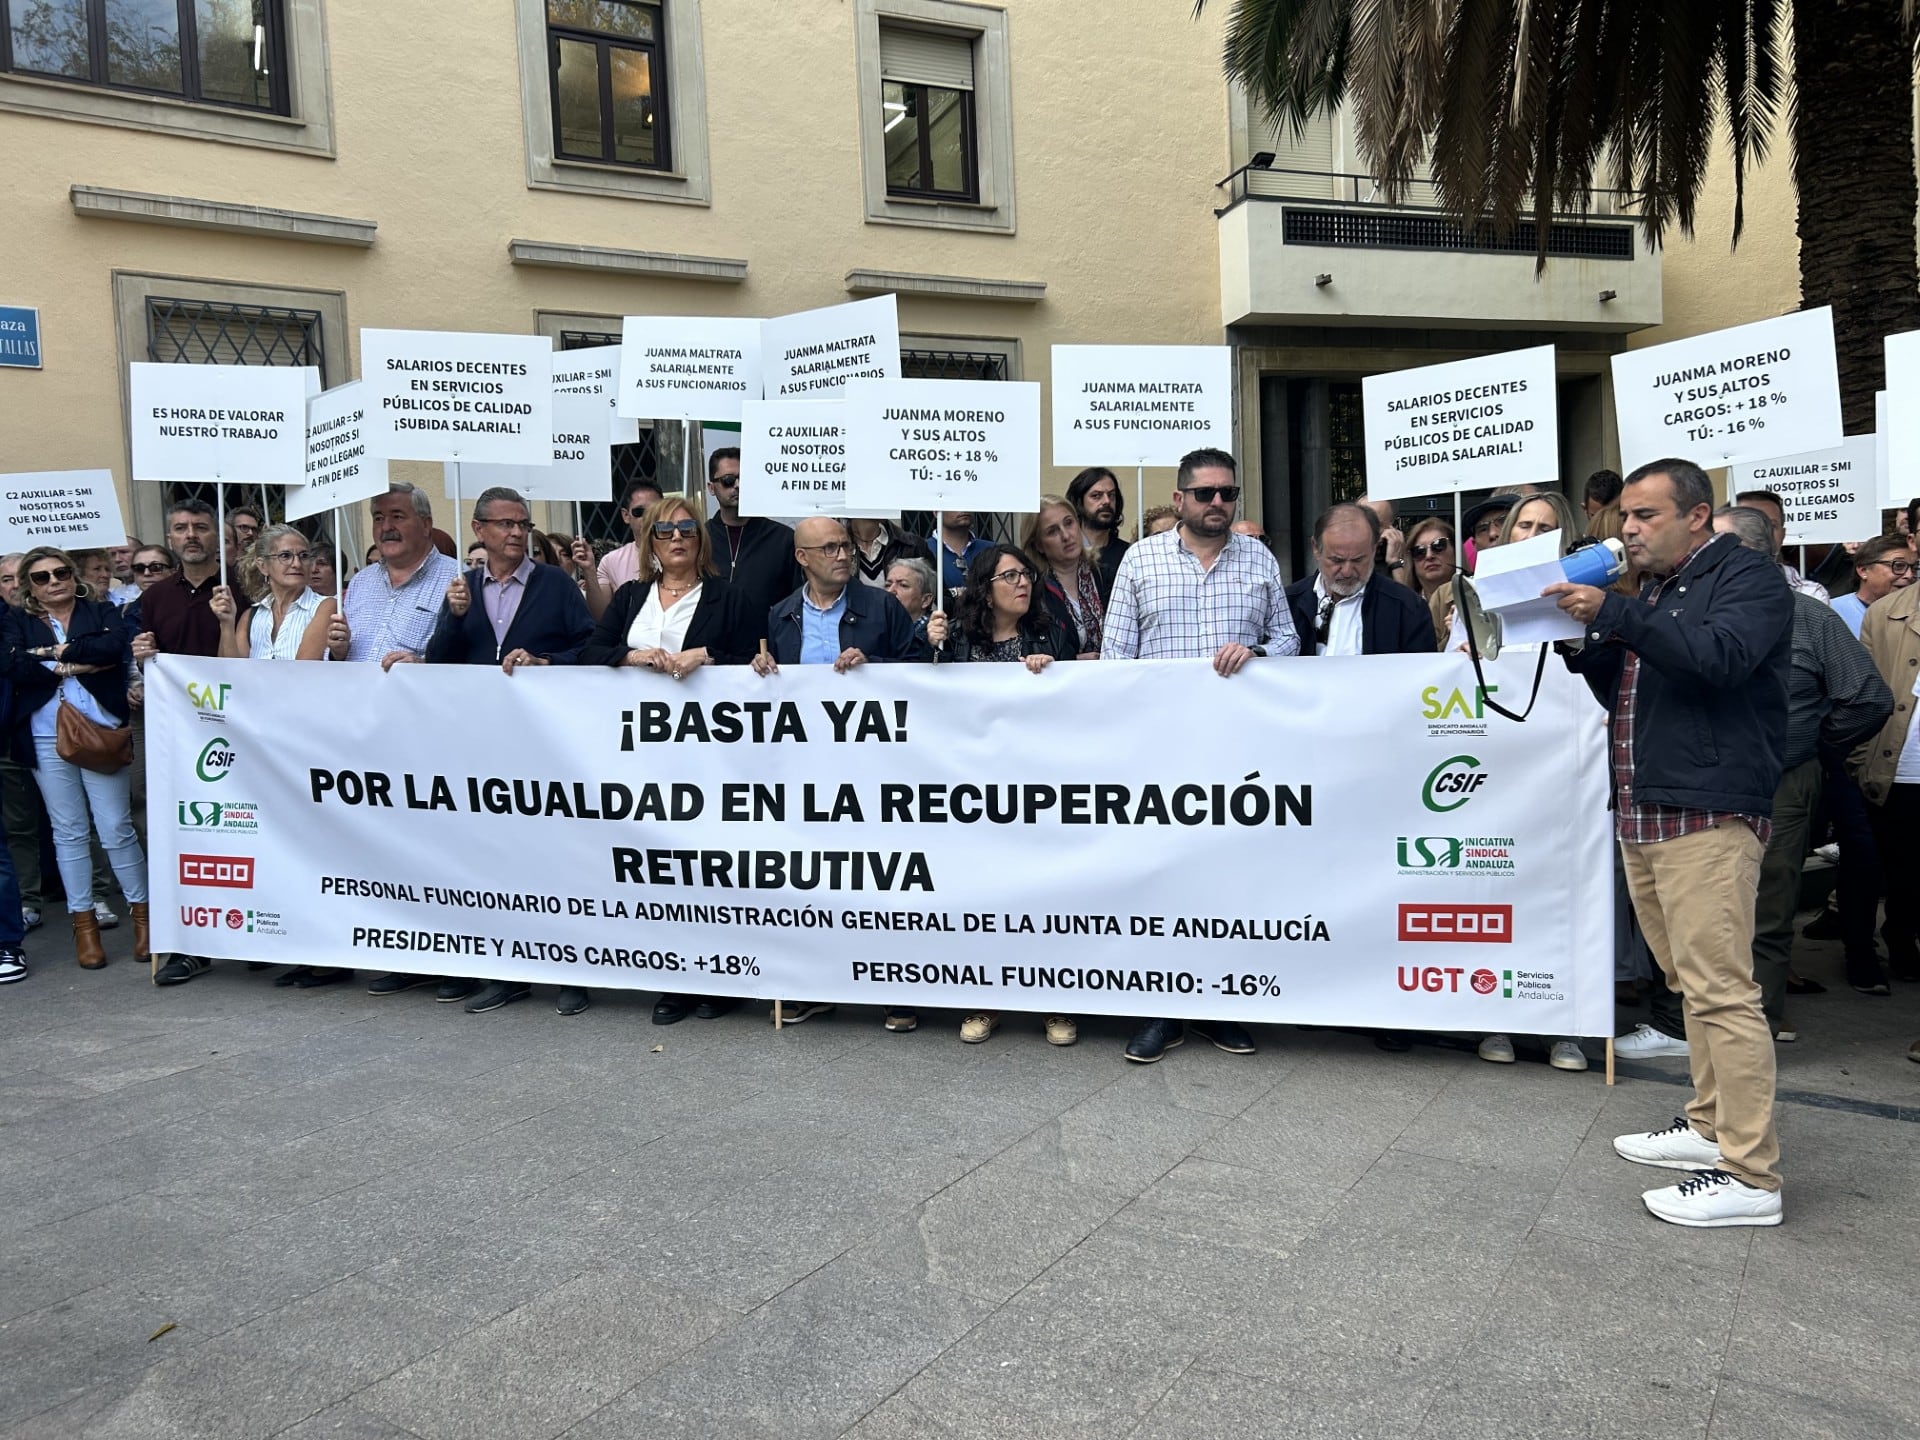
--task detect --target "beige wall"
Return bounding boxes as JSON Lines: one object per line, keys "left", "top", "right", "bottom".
{"left": 1636, "top": 151, "right": 1801, "bottom": 347}
{"left": 0, "top": 0, "right": 1236, "bottom": 536}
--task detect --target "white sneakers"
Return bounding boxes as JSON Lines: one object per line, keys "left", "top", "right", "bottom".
{"left": 1548, "top": 1040, "right": 1589, "bottom": 1072}
{"left": 1476, "top": 1034, "right": 1515, "bottom": 1063}
{"left": 1614, "top": 1118, "right": 1782, "bottom": 1227}
{"left": 1641, "top": 1170, "right": 1783, "bottom": 1228}
{"left": 1613, "top": 1117, "right": 1723, "bottom": 1170}
{"left": 1613, "top": 1023, "right": 1690, "bottom": 1058}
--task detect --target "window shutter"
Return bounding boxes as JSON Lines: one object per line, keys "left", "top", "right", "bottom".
{"left": 879, "top": 25, "right": 974, "bottom": 91}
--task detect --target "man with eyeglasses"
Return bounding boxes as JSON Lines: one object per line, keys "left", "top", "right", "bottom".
{"left": 1103, "top": 447, "right": 1300, "bottom": 1064}
{"left": 582, "top": 477, "right": 663, "bottom": 621}
{"left": 1285, "top": 502, "right": 1436, "bottom": 657}
{"left": 706, "top": 447, "right": 803, "bottom": 626}
{"left": 1830, "top": 534, "right": 1916, "bottom": 639}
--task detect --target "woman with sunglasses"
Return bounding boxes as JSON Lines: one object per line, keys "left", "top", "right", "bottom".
{"left": 580, "top": 494, "right": 764, "bottom": 1024}
{"left": 1, "top": 547, "right": 148, "bottom": 971}
{"left": 210, "top": 524, "right": 336, "bottom": 661}
{"left": 921, "top": 543, "right": 1077, "bottom": 1046}
{"left": 117, "top": 545, "right": 175, "bottom": 634}
{"left": 1401, "top": 517, "right": 1457, "bottom": 602}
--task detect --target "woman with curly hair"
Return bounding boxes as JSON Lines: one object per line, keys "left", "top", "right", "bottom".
{"left": 211, "top": 524, "right": 336, "bottom": 661}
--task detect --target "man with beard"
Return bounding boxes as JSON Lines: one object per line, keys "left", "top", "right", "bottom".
{"left": 1103, "top": 448, "right": 1300, "bottom": 1064}
{"left": 1067, "top": 467, "right": 1128, "bottom": 603}
{"left": 1285, "top": 503, "right": 1435, "bottom": 656}
{"left": 705, "top": 447, "right": 801, "bottom": 622}
{"left": 131, "top": 500, "right": 223, "bottom": 663}
{"left": 326, "top": 483, "right": 460, "bottom": 670}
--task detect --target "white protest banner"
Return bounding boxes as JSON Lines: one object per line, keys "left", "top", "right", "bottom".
{"left": 1731, "top": 435, "right": 1881, "bottom": 545}
{"left": 1876, "top": 392, "right": 1894, "bottom": 508}
{"left": 128, "top": 362, "right": 309, "bottom": 483}
{"left": 843, "top": 378, "right": 1042, "bottom": 515}
{"left": 553, "top": 343, "right": 640, "bottom": 444}
{"left": 760, "top": 296, "right": 899, "bottom": 400}
{"left": 1360, "top": 346, "right": 1558, "bottom": 502}
{"left": 1613, "top": 307, "right": 1842, "bottom": 473}
{"left": 0, "top": 469, "right": 126, "bottom": 550}
{"left": 359, "top": 329, "right": 554, "bottom": 466}
{"left": 289, "top": 382, "right": 388, "bottom": 524}
{"left": 739, "top": 399, "right": 894, "bottom": 520}
{"left": 617, "top": 316, "right": 762, "bottom": 423}
{"left": 1050, "top": 345, "right": 1232, "bottom": 466}
{"left": 1884, "top": 330, "right": 1920, "bottom": 507}
{"left": 147, "top": 652, "right": 1612, "bottom": 1036}
{"left": 456, "top": 394, "right": 614, "bottom": 505}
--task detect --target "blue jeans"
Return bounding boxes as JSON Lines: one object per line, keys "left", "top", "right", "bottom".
{"left": 30, "top": 736, "right": 147, "bottom": 914}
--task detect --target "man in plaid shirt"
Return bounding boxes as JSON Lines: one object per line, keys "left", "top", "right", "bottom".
{"left": 1104, "top": 448, "right": 1299, "bottom": 1064}
{"left": 1547, "top": 458, "right": 1793, "bottom": 1228}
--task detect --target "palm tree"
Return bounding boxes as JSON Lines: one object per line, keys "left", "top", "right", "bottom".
{"left": 1197, "top": 0, "right": 1919, "bottom": 431}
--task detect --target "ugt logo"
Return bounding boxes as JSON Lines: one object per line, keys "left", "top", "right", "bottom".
{"left": 187, "top": 681, "right": 231, "bottom": 712}
{"left": 1398, "top": 836, "right": 1466, "bottom": 868}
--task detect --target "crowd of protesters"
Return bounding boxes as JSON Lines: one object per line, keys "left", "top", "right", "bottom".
{"left": 3, "top": 448, "right": 1915, "bottom": 1227}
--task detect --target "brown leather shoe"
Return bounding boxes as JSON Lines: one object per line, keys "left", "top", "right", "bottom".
{"left": 130, "top": 902, "right": 150, "bottom": 965}
{"left": 72, "top": 909, "right": 106, "bottom": 969}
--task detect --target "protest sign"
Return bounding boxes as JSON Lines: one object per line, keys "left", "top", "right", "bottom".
{"left": 1361, "top": 346, "right": 1559, "bottom": 502}
{"left": 147, "top": 652, "right": 1612, "bottom": 1036}
{"left": 455, "top": 394, "right": 614, "bottom": 505}
{"left": 128, "top": 362, "right": 308, "bottom": 483}
{"left": 1614, "top": 308, "right": 1842, "bottom": 472}
{"left": 760, "top": 296, "right": 899, "bottom": 400}
{"left": 1877, "top": 392, "right": 1894, "bottom": 508}
{"left": 1050, "top": 345, "right": 1232, "bottom": 466}
{"left": 842, "top": 378, "right": 1041, "bottom": 515}
{"left": 739, "top": 399, "right": 893, "bottom": 519}
{"left": 359, "top": 329, "right": 554, "bottom": 466}
{"left": 1884, "top": 330, "right": 1920, "bottom": 507}
{"left": 1731, "top": 435, "right": 1880, "bottom": 545}
{"left": 553, "top": 343, "right": 640, "bottom": 444}
{"left": 289, "top": 382, "right": 388, "bottom": 523}
{"left": 0, "top": 470, "right": 126, "bottom": 550}
{"left": 617, "top": 316, "right": 762, "bottom": 423}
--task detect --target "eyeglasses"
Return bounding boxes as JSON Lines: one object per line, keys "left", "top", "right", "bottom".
{"left": 1868, "top": 559, "right": 1916, "bottom": 576}
{"left": 1410, "top": 538, "right": 1454, "bottom": 559}
{"left": 652, "top": 519, "right": 701, "bottom": 539}
{"left": 798, "top": 541, "right": 853, "bottom": 558}
{"left": 710, "top": 472, "right": 741, "bottom": 488}
{"left": 27, "top": 566, "right": 72, "bottom": 587}
{"left": 1181, "top": 485, "right": 1241, "bottom": 504}
{"left": 268, "top": 549, "right": 313, "bottom": 564}
{"left": 130, "top": 562, "right": 173, "bottom": 576}
{"left": 481, "top": 517, "right": 534, "bottom": 533}
{"left": 992, "top": 568, "right": 1036, "bottom": 586}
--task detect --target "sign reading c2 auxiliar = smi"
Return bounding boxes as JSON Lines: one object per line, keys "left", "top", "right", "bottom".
{"left": 1729, "top": 434, "right": 1882, "bottom": 546}
{"left": 1360, "top": 345, "right": 1560, "bottom": 502}
{"left": 0, "top": 469, "right": 128, "bottom": 550}
{"left": 358, "top": 329, "right": 556, "bottom": 466}
{"left": 289, "top": 381, "right": 390, "bottom": 524}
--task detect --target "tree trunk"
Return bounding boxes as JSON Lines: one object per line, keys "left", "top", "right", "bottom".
{"left": 1792, "top": 0, "right": 1920, "bottom": 435}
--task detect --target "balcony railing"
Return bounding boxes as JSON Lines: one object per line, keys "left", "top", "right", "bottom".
{"left": 1215, "top": 160, "right": 1641, "bottom": 223}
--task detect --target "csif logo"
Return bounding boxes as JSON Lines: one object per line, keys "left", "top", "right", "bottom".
{"left": 1421, "top": 684, "right": 1497, "bottom": 721}
{"left": 196, "top": 737, "right": 237, "bottom": 783}
{"left": 1421, "top": 755, "right": 1487, "bottom": 813}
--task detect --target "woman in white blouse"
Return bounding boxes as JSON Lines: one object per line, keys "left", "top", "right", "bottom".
{"left": 211, "top": 524, "right": 336, "bottom": 662}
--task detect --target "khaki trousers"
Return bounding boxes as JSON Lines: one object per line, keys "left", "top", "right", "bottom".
{"left": 1621, "top": 824, "right": 1781, "bottom": 1191}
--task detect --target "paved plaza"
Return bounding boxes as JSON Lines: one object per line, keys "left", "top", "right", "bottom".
{"left": 3, "top": 925, "right": 1918, "bottom": 1440}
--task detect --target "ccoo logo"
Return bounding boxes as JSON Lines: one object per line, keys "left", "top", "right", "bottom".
{"left": 196, "top": 737, "right": 237, "bottom": 783}
{"left": 1397, "top": 902, "right": 1513, "bottom": 943}
{"left": 1421, "top": 755, "right": 1487, "bottom": 813}
{"left": 179, "top": 854, "right": 255, "bottom": 889}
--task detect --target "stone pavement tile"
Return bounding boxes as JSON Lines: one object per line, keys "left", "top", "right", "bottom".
{"left": 991, "top": 1083, "right": 1230, "bottom": 1192}
{"left": 1131, "top": 1364, "right": 1437, "bottom": 1440}
{"left": 356, "top": 1269, "right": 736, "bottom": 1440}
{"left": 360, "top": 1227, "right": 596, "bottom": 1326}
{"left": 0, "top": 1285, "right": 207, "bottom": 1428}
{"left": 1109, "top": 1043, "right": 1290, "bottom": 1117}
{"left": 1705, "top": 1369, "right": 1920, "bottom": 1440}
{"left": 115, "top": 1221, "right": 379, "bottom": 1341}
{"left": 831, "top": 1084, "right": 1059, "bottom": 1164}
{"left": 565, "top": 1258, "right": 991, "bottom": 1440}
{"left": 0, "top": 1069, "right": 99, "bottom": 1123}
{"left": 144, "top": 1119, "right": 452, "bottom": 1222}
{"left": 1386, "top": 1058, "right": 1607, "bottom": 1175}
{"left": 274, "top": 1400, "right": 427, "bottom": 1439}
{"left": 1100, "top": 1155, "right": 1336, "bottom": 1264}
{"left": 1413, "top": 1229, "right": 1738, "bottom": 1439}
{"left": 220, "top": 1275, "right": 476, "bottom": 1393}
{"left": 0, "top": 1328, "right": 346, "bottom": 1440}
{"left": 855, "top": 1161, "right": 1132, "bottom": 1303}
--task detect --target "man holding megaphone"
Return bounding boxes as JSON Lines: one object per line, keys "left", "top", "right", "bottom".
{"left": 1546, "top": 458, "right": 1794, "bottom": 1229}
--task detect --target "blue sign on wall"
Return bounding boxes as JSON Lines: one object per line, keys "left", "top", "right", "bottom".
{"left": 0, "top": 307, "right": 42, "bottom": 369}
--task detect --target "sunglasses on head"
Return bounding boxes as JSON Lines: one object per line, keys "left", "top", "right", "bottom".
{"left": 27, "top": 566, "right": 72, "bottom": 587}
{"left": 652, "top": 519, "right": 700, "bottom": 538}
{"left": 1181, "top": 485, "right": 1241, "bottom": 504}
{"left": 1410, "top": 538, "right": 1454, "bottom": 559}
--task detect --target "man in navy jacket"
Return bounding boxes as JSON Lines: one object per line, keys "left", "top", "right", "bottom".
{"left": 1285, "top": 502, "right": 1436, "bottom": 655}
{"left": 755, "top": 517, "right": 930, "bottom": 673}
{"left": 1547, "top": 457, "right": 1793, "bottom": 1230}
{"left": 426, "top": 487, "right": 592, "bottom": 671}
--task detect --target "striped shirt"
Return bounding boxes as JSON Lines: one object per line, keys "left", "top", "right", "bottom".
{"left": 247, "top": 588, "right": 325, "bottom": 660}
{"left": 1102, "top": 528, "right": 1300, "bottom": 660}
